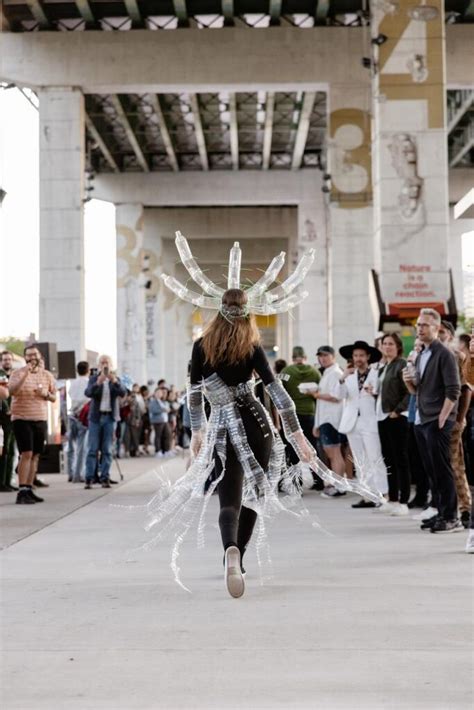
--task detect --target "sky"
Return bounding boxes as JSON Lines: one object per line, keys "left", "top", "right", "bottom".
{"left": 0, "top": 86, "right": 472, "bottom": 356}
{"left": 0, "top": 87, "right": 117, "bottom": 361}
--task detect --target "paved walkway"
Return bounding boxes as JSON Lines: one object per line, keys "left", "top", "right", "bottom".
{"left": 1, "top": 455, "right": 473, "bottom": 710}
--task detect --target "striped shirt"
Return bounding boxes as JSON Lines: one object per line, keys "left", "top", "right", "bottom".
{"left": 10, "top": 367, "right": 56, "bottom": 422}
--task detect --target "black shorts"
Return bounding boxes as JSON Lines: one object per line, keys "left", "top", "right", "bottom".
{"left": 12, "top": 420, "right": 48, "bottom": 455}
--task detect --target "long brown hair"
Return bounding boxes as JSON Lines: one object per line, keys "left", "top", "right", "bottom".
{"left": 381, "top": 332, "right": 403, "bottom": 357}
{"left": 201, "top": 289, "right": 260, "bottom": 367}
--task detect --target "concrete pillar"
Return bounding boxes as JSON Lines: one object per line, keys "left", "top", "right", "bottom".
{"left": 141, "top": 213, "right": 196, "bottom": 386}
{"left": 39, "top": 88, "right": 86, "bottom": 358}
{"left": 372, "top": 0, "right": 450, "bottom": 310}
{"left": 328, "top": 83, "right": 377, "bottom": 349}
{"left": 294, "top": 199, "right": 329, "bottom": 359}
{"left": 116, "top": 203, "right": 147, "bottom": 383}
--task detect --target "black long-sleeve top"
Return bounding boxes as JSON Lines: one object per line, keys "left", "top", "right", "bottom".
{"left": 190, "top": 339, "right": 275, "bottom": 388}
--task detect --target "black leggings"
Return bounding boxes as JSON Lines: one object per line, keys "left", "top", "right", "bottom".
{"left": 378, "top": 416, "right": 411, "bottom": 504}
{"left": 215, "top": 401, "right": 273, "bottom": 556}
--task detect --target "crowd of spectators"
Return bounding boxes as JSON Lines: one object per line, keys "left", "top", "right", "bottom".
{"left": 276, "top": 308, "right": 473, "bottom": 552}
{"left": 1, "top": 307, "right": 473, "bottom": 551}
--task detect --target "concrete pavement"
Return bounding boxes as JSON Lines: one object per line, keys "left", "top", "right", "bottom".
{"left": 1, "top": 454, "right": 473, "bottom": 710}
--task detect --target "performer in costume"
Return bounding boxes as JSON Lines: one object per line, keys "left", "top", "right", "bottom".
{"left": 144, "top": 233, "right": 383, "bottom": 598}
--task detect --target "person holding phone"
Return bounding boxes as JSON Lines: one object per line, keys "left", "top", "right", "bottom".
{"left": 8, "top": 345, "right": 56, "bottom": 504}
{"left": 84, "top": 355, "right": 126, "bottom": 489}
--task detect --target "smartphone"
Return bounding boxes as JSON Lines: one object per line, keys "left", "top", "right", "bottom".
{"left": 103, "top": 366, "right": 110, "bottom": 377}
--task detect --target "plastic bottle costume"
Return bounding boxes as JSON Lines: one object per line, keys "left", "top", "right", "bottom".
{"left": 145, "top": 233, "right": 384, "bottom": 591}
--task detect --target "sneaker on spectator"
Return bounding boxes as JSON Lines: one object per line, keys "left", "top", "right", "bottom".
{"left": 407, "top": 496, "right": 429, "bottom": 509}
{"left": 383, "top": 502, "right": 400, "bottom": 514}
{"left": 460, "top": 511, "right": 470, "bottom": 529}
{"left": 430, "top": 518, "right": 463, "bottom": 534}
{"left": 33, "top": 477, "right": 49, "bottom": 488}
{"left": 420, "top": 514, "right": 440, "bottom": 530}
{"left": 351, "top": 499, "right": 374, "bottom": 508}
{"left": 321, "top": 486, "right": 344, "bottom": 498}
{"left": 465, "top": 530, "right": 474, "bottom": 553}
{"left": 412, "top": 506, "right": 437, "bottom": 521}
{"left": 27, "top": 488, "right": 44, "bottom": 503}
{"left": 373, "top": 501, "right": 389, "bottom": 513}
{"left": 16, "top": 489, "right": 35, "bottom": 505}
{"left": 390, "top": 502, "right": 409, "bottom": 516}
{"left": 155, "top": 451, "right": 164, "bottom": 458}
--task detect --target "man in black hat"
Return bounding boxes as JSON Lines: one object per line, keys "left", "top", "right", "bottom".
{"left": 335, "top": 340, "right": 388, "bottom": 507}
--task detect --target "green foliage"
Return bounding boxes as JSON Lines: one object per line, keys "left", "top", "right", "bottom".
{"left": 0, "top": 337, "right": 25, "bottom": 356}
{"left": 457, "top": 312, "right": 473, "bottom": 334}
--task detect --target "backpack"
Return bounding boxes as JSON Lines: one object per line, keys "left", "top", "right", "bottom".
{"left": 78, "top": 402, "right": 90, "bottom": 428}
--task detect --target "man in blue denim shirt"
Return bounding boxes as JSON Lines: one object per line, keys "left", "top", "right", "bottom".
{"left": 84, "top": 355, "right": 126, "bottom": 488}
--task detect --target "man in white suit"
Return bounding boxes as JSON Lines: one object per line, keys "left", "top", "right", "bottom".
{"left": 335, "top": 340, "right": 388, "bottom": 508}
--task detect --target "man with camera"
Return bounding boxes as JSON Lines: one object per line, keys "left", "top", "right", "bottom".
{"left": 84, "top": 355, "right": 126, "bottom": 489}
{"left": 8, "top": 345, "right": 56, "bottom": 505}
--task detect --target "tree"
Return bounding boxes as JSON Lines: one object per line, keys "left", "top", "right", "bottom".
{"left": 0, "top": 337, "right": 25, "bottom": 357}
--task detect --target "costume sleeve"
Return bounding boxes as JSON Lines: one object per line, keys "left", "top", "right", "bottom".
{"left": 188, "top": 340, "right": 205, "bottom": 432}
{"left": 253, "top": 346, "right": 275, "bottom": 386}
{"left": 265, "top": 379, "right": 301, "bottom": 435}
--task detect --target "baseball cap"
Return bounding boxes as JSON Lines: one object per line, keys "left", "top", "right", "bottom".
{"left": 317, "top": 345, "right": 335, "bottom": 356}
{"left": 292, "top": 346, "right": 306, "bottom": 359}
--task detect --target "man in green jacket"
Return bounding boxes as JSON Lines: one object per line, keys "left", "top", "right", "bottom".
{"left": 281, "top": 346, "right": 322, "bottom": 489}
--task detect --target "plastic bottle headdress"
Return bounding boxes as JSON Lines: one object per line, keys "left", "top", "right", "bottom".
{"left": 160, "top": 231, "right": 315, "bottom": 316}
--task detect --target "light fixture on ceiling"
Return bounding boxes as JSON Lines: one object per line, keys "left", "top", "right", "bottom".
{"left": 408, "top": 0, "right": 439, "bottom": 21}
{"left": 372, "top": 0, "right": 399, "bottom": 14}
{"left": 445, "top": 11, "right": 460, "bottom": 23}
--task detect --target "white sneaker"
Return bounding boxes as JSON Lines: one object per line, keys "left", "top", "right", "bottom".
{"left": 321, "top": 486, "right": 338, "bottom": 498}
{"left": 224, "top": 546, "right": 245, "bottom": 598}
{"left": 412, "top": 506, "right": 438, "bottom": 521}
{"left": 465, "top": 530, "right": 474, "bottom": 554}
{"left": 390, "top": 503, "right": 409, "bottom": 516}
{"left": 155, "top": 451, "right": 164, "bottom": 458}
{"left": 374, "top": 501, "right": 395, "bottom": 514}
